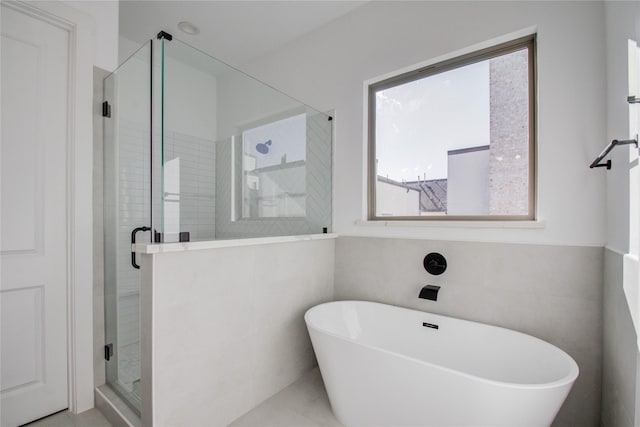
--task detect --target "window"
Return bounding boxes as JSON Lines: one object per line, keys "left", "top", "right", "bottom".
{"left": 368, "top": 35, "right": 536, "bottom": 220}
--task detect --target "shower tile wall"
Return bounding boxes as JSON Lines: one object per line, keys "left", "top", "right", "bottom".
{"left": 305, "top": 112, "right": 333, "bottom": 231}
{"left": 163, "top": 130, "right": 215, "bottom": 241}
{"left": 114, "top": 119, "right": 150, "bottom": 392}
{"left": 111, "top": 127, "right": 215, "bottom": 391}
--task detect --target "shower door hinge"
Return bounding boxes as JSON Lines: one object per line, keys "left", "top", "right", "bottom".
{"left": 104, "top": 343, "right": 113, "bottom": 361}
{"left": 102, "top": 101, "right": 111, "bottom": 118}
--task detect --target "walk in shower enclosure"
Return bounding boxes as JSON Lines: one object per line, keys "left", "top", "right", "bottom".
{"left": 103, "top": 34, "right": 332, "bottom": 414}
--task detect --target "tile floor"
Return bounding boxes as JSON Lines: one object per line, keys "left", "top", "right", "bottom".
{"left": 25, "top": 409, "right": 112, "bottom": 427}
{"left": 230, "top": 367, "right": 343, "bottom": 427}
{"left": 26, "top": 367, "right": 341, "bottom": 427}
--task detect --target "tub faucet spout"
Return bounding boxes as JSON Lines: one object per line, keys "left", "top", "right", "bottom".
{"left": 419, "top": 285, "right": 440, "bottom": 301}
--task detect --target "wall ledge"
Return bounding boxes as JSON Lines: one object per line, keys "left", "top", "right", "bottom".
{"left": 604, "top": 246, "right": 627, "bottom": 256}
{"left": 354, "top": 219, "right": 546, "bottom": 229}
{"left": 133, "top": 233, "right": 338, "bottom": 254}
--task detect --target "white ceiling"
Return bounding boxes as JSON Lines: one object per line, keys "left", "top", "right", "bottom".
{"left": 119, "top": 1, "right": 368, "bottom": 66}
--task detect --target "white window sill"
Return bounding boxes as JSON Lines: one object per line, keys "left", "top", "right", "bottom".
{"left": 354, "top": 219, "right": 546, "bottom": 229}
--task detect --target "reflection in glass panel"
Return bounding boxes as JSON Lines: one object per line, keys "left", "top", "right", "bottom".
{"left": 161, "top": 39, "right": 332, "bottom": 240}
{"left": 242, "top": 113, "right": 306, "bottom": 219}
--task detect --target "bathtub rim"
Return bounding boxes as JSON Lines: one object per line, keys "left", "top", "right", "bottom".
{"left": 305, "top": 300, "right": 579, "bottom": 391}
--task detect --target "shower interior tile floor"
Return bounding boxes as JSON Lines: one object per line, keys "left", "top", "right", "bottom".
{"left": 118, "top": 341, "right": 140, "bottom": 398}
{"left": 27, "top": 367, "right": 342, "bottom": 427}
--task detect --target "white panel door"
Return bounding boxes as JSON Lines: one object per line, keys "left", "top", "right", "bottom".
{"left": 1, "top": 3, "right": 70, "bottom": 426}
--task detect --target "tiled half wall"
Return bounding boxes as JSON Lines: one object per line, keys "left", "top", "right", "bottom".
{"left": 140, "top": 238, "right": 335, "bottom": 427}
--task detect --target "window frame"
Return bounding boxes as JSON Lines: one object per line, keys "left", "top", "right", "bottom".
{"left": 367, "top": 34, "right": 537, "bottom": 221}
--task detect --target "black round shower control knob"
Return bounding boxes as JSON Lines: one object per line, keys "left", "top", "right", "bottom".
{"left": 424, "top": 253, "right": 447, "bottom": 275}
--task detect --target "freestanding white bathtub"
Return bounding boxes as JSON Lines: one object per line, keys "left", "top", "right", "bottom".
{"left": 305, "top": 301, "right": 579, "bottom": 427}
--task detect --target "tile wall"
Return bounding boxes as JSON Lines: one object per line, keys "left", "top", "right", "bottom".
{"left": 163, "top": 130, "right": 216, "bottom": 241}
{"left": 601, "top": 248, "right": 638, "bottom": 426}
{"left": 334, "top": 236, "right": 603, "bottom": 427}
{"left": 140, "top": 238, "right": 335, "bottom": 427}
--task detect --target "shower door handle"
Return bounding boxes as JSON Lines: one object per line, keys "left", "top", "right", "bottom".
{"left": 131, "top": 226, "right": 151, "bottom": 269}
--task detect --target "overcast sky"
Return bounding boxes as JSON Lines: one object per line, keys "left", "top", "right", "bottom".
{"left": 375, "top": 60, "right": 490, "bottom": 182}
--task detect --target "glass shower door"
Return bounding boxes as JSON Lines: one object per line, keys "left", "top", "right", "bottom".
{"left": 103, "top": 41, "right": 152, "bottom": 414}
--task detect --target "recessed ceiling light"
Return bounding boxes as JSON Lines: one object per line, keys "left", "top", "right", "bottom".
{"left": 178, "top": 21, "right": 199, "bottom": 35}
